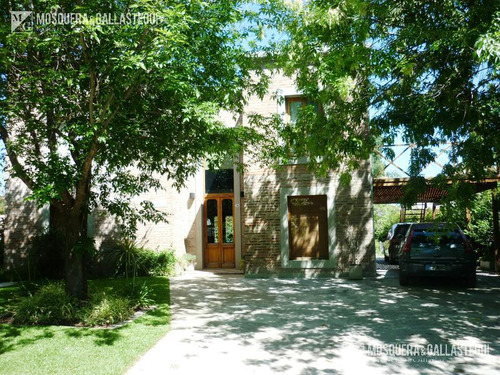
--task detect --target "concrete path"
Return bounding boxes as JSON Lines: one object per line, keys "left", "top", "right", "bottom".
{"left": 127, "top": 271, "right": 500, "bottom": 375}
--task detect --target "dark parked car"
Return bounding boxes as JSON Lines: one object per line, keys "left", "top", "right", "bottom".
{"left": 384, "top": 223, "right": 411, "bottom": 264}
{"left": 398, "top": 223, "right": 476, "bottom": 287}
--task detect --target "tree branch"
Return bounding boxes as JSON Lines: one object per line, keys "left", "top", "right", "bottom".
{"left": 80, "top": 32, "right": 97, "bottom": 127}
{"left": 0, "top": 124, "right": 35, "bottom": 190}
{"left": 73, "top": 28, "right": 151, "bottom": 212}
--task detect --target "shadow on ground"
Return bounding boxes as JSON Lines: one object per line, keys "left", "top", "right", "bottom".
{"left": 160, "top": 272, "right": 500, "bottom": 375}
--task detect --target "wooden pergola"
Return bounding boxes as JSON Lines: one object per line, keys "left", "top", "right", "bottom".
{"left": 373, "top": 177, "right": 499, "bottom": 204}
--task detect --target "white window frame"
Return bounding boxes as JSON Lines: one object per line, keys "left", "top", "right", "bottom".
{"left": 280, "top": 182, "right": 337, "bottom": 269}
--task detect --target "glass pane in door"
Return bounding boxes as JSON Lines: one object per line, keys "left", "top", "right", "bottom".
{"left": 207, "top": 199, "right": 218, "bottom": 243}
{"left": 222, "top": 199, "right": 234, "bottom": 243}
{"left": 205, "top": 169, "right": 234, "bottom": 193}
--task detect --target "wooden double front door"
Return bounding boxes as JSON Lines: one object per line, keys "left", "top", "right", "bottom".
{"left": 204, "top": 194, "right": 235, "bottom": 268}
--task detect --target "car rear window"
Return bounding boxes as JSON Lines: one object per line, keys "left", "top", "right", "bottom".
{"left": 394, "top": 224, "right": 410, "bottom": 237}
{"left": 410, "top": 230, "right": 464, "bottom": 258}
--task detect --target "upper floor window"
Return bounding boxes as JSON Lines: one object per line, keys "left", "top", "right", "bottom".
{"left": 285, "top": 96, "right": 320, "bottom": 123}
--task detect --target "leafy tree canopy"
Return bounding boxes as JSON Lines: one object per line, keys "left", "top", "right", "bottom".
{"left": 1, "top": 0, "right": 269, "bottom": 233}
{"left": 0, "top": 0, "right": 270, "bottom": 297}
{"left": 269, "top": 0, "right": 500, "bottom": 192}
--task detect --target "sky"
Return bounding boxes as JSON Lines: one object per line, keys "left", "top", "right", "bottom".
{"left": 380, "top": 135, "right": 451, "bottom": 178}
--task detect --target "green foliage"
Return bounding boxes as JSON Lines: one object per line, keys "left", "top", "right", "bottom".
{"left": 113, "top": 238, "right": 140, "bottom": 280}
{"left": 27, "top": 229, "right": 95, "bottom": 283}
{"left": 113, "top": 238, "right": 177, "bottom": 279}
{"left": 72, "top": 237, "right": 97, "bottom": 258}
{"left": 468, "top": 193, "right": 496, "bottom": 248}
{"left": 266, "top": 0, "right": 374, "bottom": 176}
{"left": 0, "top": 277, "right": 170, "bottom": 375}
{"left": 0, "top": 218, "right": 4, "bottom": 268}
{"left": 476, "top": 11, "right": 500, "bottom": 67}
{"left": 14, "top": 282, "right": 77, "bottom": 325}
{"left": 371, "top": 153, "right": 387, "bottom": 179}
{"left": 373, "top": 204, "right": 401, "bottom": 242}
{"left": 274, "top": 0, "right": 500, "bottom": 195}
{"left": 438, "top": 189, "right": 498, "bottom": 253}
{"left": 1, "top": 0, "right": 268, "bottom": 236}
{"left": 128, "top": 247, "right": 176, "bottom": 277}
{"left": 80, "top": 292, "right": 133, "bottom": 327}
{"left": 13, "top": 278, "right": 156, "bottom": 326}
{"left": 123, "top": 282, "right": 154, "bottom": 310}
{"left": 1, "top": 0, "right": 271, "bottom": 297}
{"left": 144, "top": 249, "right": 176, "bottom": 277}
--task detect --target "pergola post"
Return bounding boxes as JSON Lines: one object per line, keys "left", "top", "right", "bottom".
{"left": 492, "top": 188, "right": 500, "bottom": 273}
{"left": 465, "top": 207, "right": 472, "bottom": 229}
{"left": 400, "top": 205, "right": 406, "bottom": 223}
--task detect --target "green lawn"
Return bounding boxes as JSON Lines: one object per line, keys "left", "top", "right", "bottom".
{"left": 0, "top": 277, "right": 170, "bottom": 375}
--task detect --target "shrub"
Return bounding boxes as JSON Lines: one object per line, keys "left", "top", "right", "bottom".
{"left": 112, "top": 238, "right": 139, "bottom": 279}
{"left": 0, "top": 233, "right": 4, "bottom": 268}
{"left": 134, "top": 247, "right": 158, "bottom": 276}
{"left": 147, "top": 249, "right": 176, "bottom": 277}
{"left": 122, "top": 282, "right": 154, "bottom": 310}
{"left": 438, "top": 189, "right": 498, "bottom": 257}
{"left": 113, "top": 239, "right": 177, "bottom": 278}
{"left": 373, "top": 204, "right": 401, "bottom": 242}
{"left": 129, "top": 247, "right": 176, "bottom": 277}
{"left": 81, "top": 292, "right": 133, "bottom": 326}
{"left": 14, "top": 282, "right": 76, "bottom": 325}
{"left": 12, "top": 280, "right": 157, "bottom": 327}
{"left": 0, "top": 214, "right": 4, "bottom": 268}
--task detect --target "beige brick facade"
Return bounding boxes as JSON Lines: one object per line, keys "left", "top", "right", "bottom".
{"left": 130, "top": 174, "right": 200, "bottom": 257}
{"left": 3, "top": 175, "right": 48, "bottom": 272}
{"left": 241, "top": 70, "right": 375, "bottom": 277}
{"left": 4, "top": 69, "right": 376, "bottom": 278}
{"left": 242, "top": 164, "right": 376, "bottom": 276}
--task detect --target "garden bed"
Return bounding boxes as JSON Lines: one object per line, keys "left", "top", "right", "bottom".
{"left": 0, "top": 277, "right": 170, "bottom": 375}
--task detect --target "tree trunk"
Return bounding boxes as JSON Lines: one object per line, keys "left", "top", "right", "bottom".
{"left": 51, "top": 203, "right": 88, "bottom": 300}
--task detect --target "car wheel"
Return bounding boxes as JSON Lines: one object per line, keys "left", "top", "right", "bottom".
{"left": 465, "top": 274, "right": 476, "bottom": 288}
{"left": 399, "top": 273, "right": 409, "bottom": 286}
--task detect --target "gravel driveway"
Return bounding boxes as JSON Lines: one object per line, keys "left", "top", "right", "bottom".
{"left": 127, "top": 270, "right": 500, "bottom": 375}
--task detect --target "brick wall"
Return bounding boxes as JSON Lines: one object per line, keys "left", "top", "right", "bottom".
{"left": 4, "top": 69, "right": 376, "bottom": 278}
{"left": 242, "top": 163, "right": 376, "bottom": 277}
{"left": 4, "top": 175, "right": 48, "bottom": 273}
{"left": 4, "top": 171, "right": 201, "bottom": 275}
{"left": 241, "top": 70, "right": 376, "bottom": 277}
{"left": 130, "top": 173, "right": 200, "bottom": 257}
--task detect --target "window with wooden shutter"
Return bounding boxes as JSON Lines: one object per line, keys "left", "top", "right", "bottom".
{"left": 287, "top": 195, "right": 329, "bottom": 260}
